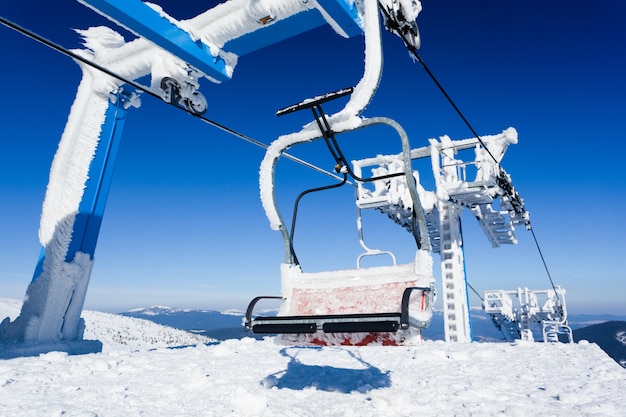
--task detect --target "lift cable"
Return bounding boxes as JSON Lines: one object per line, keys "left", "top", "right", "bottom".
{"left": 467, "top": 282, "right": 484, "bottom": 302}
{"left": 0, "top": 16, "right": 347, "bottom": 185}
{"left": 378, "top": 5, "right": 563, "bottom": 306}
{"left": 408, "top": 41, "right": 562, "bottom": 305}
{"left": 530, "top": 227, "right": 561, "bottom": 306}
{"left": 377, "top": 4, "right": 499, "bottom": 166}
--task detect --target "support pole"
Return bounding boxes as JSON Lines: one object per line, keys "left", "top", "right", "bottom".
{"left": 65, "top": 92, "right": 129, "bottom": 261}
{"left": 1, "top": 70, "right": 132, "bottom": 351}
{"left": 437, "top": 202, "right": 472, "bottom": 342}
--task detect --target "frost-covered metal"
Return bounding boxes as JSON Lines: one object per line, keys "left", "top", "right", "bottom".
{"left": 253, "top": 0, "right": 437, "bottom": 345}
{"left": 350, "top": 128, "right": 530, "bottom": 342}
{"left": 483, "top": 286, "right": 573, "bottom": 343}
{"left": 0, "top": 0, "right": 375, "bottom": 354}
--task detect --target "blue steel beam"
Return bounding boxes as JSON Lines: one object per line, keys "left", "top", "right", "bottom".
{"left": 78, "top": 0, "right": 231, "bottom": 82}
{"left": 316, "top": 0, "right": 363, "bottom": 37}
{"left": 80, "top": 0, "right": 363, "bottom": 81}
{"left": 225, "top": 0, "right": 362, "bottom": 56}
{"left": 31, "top": 92, "right": 128, "bottom": 281}
{"left": 66, "top": 93, "right": 129, "bottom": 261}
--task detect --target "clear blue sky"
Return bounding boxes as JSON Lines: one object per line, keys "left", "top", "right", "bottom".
{"left": 1, "top": 0, "right": 624, "bottom": 314}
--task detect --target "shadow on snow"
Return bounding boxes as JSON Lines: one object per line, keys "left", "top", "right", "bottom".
{"left": 262, "top": 347, "right": 391, "bottom": 394}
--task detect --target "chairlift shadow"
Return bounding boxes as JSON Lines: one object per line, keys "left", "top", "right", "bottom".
{"left": 262, "top": 347, "right": 391, "bottom": 394}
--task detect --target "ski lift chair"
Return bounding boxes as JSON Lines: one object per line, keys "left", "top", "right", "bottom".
{"left": 245, "top": 88, "right": 436, "bottom": 345}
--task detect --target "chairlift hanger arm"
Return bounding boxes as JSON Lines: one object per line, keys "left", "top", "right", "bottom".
{"left": 288, "top": 175, "right": 348, "bottom": 266}
{"left": 275, "top": 89, "right": 429, "bottom": 252}
{"left": 278, "top": 87, "right": 407, "bottom": 183}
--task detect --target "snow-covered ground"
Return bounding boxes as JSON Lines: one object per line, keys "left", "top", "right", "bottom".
{"left": 1, "top": 299, "right": 626, "bottom": 416}
{"left": 0, "top": 298, "right": 213, "bottom": 354}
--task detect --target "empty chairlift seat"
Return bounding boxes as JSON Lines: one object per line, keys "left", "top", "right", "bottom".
{"left": 245, "top": 250, "right": 435, "bottom": 346}
{"left": 250, "top": 86, "right": 436, "bottom": 346}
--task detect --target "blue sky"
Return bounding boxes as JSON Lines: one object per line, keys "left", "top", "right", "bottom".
{"left": 0, "top": 0, "right": 624, "bottom": 315}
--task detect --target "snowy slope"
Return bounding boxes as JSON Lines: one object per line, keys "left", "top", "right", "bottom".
{"left": 117, "top": 306, "right": 626, "bottom": 367}
{"left": 82, "top": 309, "right": 215, "bottom": 352}
{"left": 2, "top": 299, "right": 626, "bottom": 416}
{"left": 0, "top": 298, "right": 214, "bottom": 353}
{"left": 1, "top": 337, "right": 625, "bottom": 416}
{"left": 574, "top": 321, "right": 626, "bottom": 368}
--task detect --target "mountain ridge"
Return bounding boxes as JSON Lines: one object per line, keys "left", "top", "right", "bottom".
{"left": 120, "top": 305, "right": 626, "bottom": 367}
{"left": 573, "top": 321, "right": 626, "bottom": 368}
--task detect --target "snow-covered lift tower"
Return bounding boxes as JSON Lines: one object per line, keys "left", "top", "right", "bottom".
{"left": 1, "top": 0, "right": 392, "bottom": 354}
{"left": 483, "top": 286, "right": 573, "bottom": 342}
{"left": 351, "top": 127, "right": 529, "bottom": 342}
{"left": 428, "top": 128, "right": 528, "bottom": 342}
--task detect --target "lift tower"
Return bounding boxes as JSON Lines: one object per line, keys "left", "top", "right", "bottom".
{"left": 0, "top": 0, "right": 375, "bottom": 354}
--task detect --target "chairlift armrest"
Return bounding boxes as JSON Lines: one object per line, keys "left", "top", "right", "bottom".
{"left": 244, "top": 295, "right": 283, "bottom": 331}
{"left": 400, "top": 286, "right": 433, "bottom": 329}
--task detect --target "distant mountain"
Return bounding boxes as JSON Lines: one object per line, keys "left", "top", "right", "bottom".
{"left": 5, "top": 298, "right": 626, "bottom": 365}
{"left": 120, "top": 306, "right": 626, "bottom": 346}
{"left": 122, "top": 306, "right": 506, "bottom": 342}
{"left": 573, "top": 321, "right": 626, "bottom": 368}
{"left": 120, "top": 306, "right": 253, "bottom": 340}
{"left": 422, "top": 309, "right": 505, "bottom": 342}
{"left": 567, "top": 314, "right": 626, "bottom": 330}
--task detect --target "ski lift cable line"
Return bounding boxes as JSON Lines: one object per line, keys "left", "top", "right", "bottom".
{"left": 530, "top": 227, "right": 562, "bottom": 305}
{"left": 467, "top": 281, "right": 484, "bottom": 302}
{"left": 407, "top": 38, "right": 563, "bottom": 305}
{"left": 0, "top": 16, "right": 347, "bottom": 185}
{"left": 377, "top": 2, "right": 500, "bottom": 166}
{"left": 378, "top": 4, "right": 565, "bottom": 306}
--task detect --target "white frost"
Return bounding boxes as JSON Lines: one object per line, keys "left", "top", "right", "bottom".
{"left": 260, "top": 0, "right": 383, "bottom": 231}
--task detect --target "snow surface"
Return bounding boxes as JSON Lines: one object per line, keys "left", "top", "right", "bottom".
{"left": 0, "top": 299, "right": 213, "bottom": 355}
{"left": 2, "top": 299, "right": 626, "bottom": 417}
